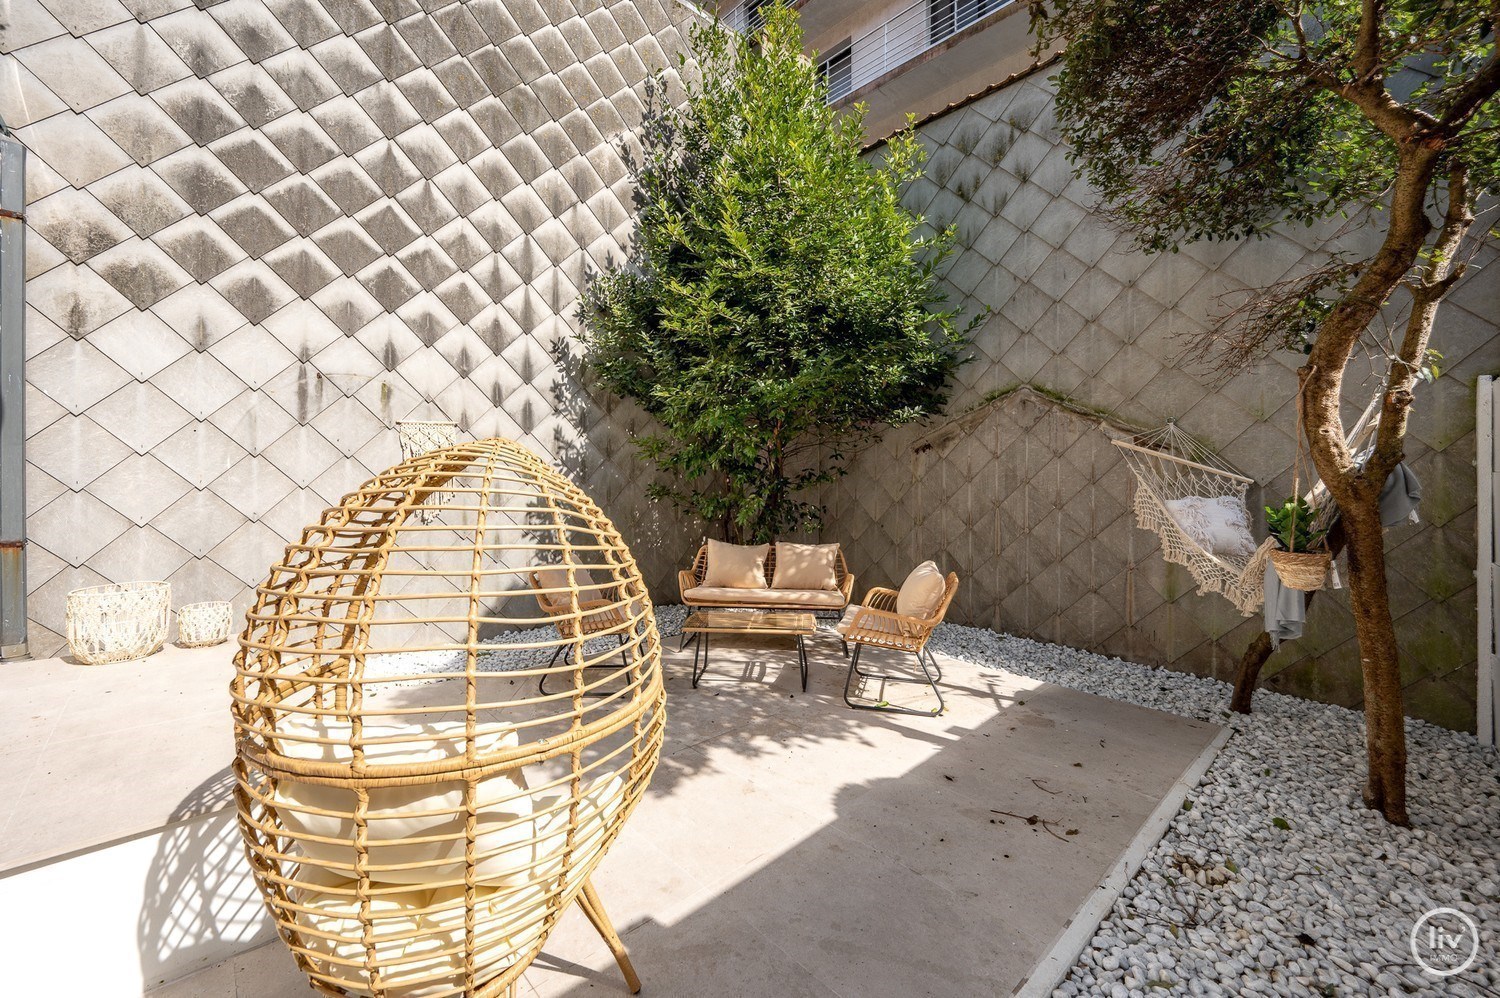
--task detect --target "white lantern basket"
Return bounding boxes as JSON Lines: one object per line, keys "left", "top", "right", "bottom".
{"left": 66, "top": 581, "right": 172, "bottom": 665}
{"left": 178, "top": 600, "right": 233, "bottom": 648}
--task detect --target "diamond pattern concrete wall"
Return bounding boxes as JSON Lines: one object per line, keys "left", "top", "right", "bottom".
{"left": 4, "top": 0, "right": 703, "bottom": 657}
{"left": 826, "top": 70, "right": 1499, "bottom": 731}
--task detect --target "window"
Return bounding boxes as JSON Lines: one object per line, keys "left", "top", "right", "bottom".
{"left": 820, "top": 43, "right": 853, "bottom": 102}
{"left": 929, "top": 0, "right": 1005, "bottom": 44}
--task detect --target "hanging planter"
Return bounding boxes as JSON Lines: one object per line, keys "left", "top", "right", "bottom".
{"left": 1269, "top": 549, "right": 1331, "bottom": 591}
{"left": 1265, "top": 494, "right": 1331, "bottom": 592}
{"left": 1266, "top": 379, "right": 1334, "bottom": 593}
{"left": 66, "top": 581, "right": 171, "bottom": 665}
{"left": 178, "top": 600, "right": 233, "bottom": 647}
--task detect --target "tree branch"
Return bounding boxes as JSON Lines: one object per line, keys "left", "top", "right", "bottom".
{"left": 1368, "top": 162, "right": 1475, "bottom": 480}
{"left": 1354, "top": 0, "right": 1385, "bottom": 83}
{"left": 1438, "top": 43, "right": 1500, "bottom": 129}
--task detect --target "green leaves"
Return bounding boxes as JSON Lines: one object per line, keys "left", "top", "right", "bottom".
{"left": 580, "top": 6, "right": 973, "bottom": 541}
{"left": 1265, "top": 496, "right": 1329, "bottom": 553}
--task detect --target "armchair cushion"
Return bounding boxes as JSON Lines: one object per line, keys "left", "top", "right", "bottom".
{"left": 702, "top": 539, "right": 770, "bottom": 588}
{"left": 896, "top": 561, "right": 946, "bottom": 620}
{"left": 534, "top": 566, "right": 609, "bottom": 601}
{"left": 771, "top": 542, "right": 840, "bottom": 591}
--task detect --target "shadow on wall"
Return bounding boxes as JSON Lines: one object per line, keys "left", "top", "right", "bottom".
{"left": 137, "top": 767, "right": 273, "bottom": 990}
{"left": 545, "top": 333, "right": 704, "bottom": 602}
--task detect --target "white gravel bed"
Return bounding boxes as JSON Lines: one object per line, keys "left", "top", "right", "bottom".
{"left": 923, "top": 622, "right": 1500, "bottom": 998}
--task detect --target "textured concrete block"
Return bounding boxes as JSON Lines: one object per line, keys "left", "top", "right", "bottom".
{"left": 311, "top": 32, "right": 384, "bottom": 95}
{"left": 396, "top": 11, "right": 458, "bottom": 67}
{"left": 29, "top": 187, "right": 133, "bottom": 265}
{"left": 151, "top": 6, "right": 245, "bottom": 76}
{"left": 90, "top": 237, "right": 193, "bottom": 310}
{"left": 310, "top": 93, "right": 384, "bottom": 155}
{"left": 15, "top": 34, "right": 132, "bottom": 113}
{"left": 210, "top": 258, "right": 297, "bottom": 325}
{"left": 260, "top": 112, "right": 341, "bottom": 175}
{"left": 211, "top": 62, "right": 297, "bottom": 129}
{"left": 354, "top": 20, "right": 421, "bottom": 79}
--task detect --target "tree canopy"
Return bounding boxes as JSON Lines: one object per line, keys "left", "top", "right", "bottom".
{"left": 1031, "top": 0, "right": 1498, "bottom": 254}
{"left": 580, "top": 6, "right": 974, "bottom": 542}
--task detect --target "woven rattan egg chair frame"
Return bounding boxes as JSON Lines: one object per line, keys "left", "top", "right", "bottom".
{"left": 231, "top": 439, "right": 666, "bottom": 998}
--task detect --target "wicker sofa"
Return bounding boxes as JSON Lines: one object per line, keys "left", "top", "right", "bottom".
{"left": 678, "top": 542, "right": 855, "bottom": 611}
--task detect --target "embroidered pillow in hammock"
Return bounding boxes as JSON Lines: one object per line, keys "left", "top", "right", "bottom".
{"left": 1162, "top": 495, "right": 1258, "bottom": 559}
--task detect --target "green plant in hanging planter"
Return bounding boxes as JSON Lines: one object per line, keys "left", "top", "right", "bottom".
{"left": 1264, "top": 496, "right": 1328, "bottom": 554}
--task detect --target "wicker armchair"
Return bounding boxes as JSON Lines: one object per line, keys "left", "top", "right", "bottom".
{"left": 531, "top": 567, "right": 630, "bottom": 697}
{"left": 836, "top": 572, "right": 960, "bottom": 716}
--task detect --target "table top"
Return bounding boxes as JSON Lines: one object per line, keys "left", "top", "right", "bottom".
{"left": 681, "top": 610, "right": 817, "bottom": 636}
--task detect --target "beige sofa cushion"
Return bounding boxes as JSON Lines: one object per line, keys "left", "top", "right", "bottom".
{"left": 701, "top": 539, "right": 770, "bottom": 588}
{"left": 683, "top": 586, "right": 847, "bottom": 609}
{"left": 896, "top": 561, "right": 946, "bottom": 619}
{"left": 771, "top": 542, "right": 839, "bottom": 591}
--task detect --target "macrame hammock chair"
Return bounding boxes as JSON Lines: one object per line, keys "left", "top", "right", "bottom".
{"left": 232, "top": 438, "right": 664, "bottom": 998}
{"left": 1114, "top": 393, "right": 1384, "bottom": 615}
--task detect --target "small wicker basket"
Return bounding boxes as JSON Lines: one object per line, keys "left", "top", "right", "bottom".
{"left": 178, "top": 601, "right": 233, "bottom": 647}
{"left": 67, "top": 581, "right": 171, "bottom": 665}
{"left": 1269, "top": 550, "right": 1330, "bottom": 592}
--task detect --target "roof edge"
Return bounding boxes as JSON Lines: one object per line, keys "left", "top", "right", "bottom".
{"left": 862, "top": 50, "right": 1064, "bottom": 154}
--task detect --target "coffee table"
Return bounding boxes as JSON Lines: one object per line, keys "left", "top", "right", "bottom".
{"left": 680, "top": 610, "right": 816, "bottom": 691}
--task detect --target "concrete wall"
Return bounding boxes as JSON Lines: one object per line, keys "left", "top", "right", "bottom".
{"left": 826, "top": 69, "right": 1498, "bottom": 731}
{"left": 2, "top": 0, "right": 703, "bottom": 657}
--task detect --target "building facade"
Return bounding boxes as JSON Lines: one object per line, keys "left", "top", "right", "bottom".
{"left": 2, "top": 0, "right": 703, "bottom": 658}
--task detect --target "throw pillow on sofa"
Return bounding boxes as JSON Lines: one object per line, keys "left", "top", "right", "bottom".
{"left": 771, "top": 542, "right": 839, "bottom": 590}
{"left": 702, "top": 539, "right": 771, "bottom": 588}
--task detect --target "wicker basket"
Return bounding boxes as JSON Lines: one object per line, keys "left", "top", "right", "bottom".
{"left": 1270, "top": 550, "right": 1330, "bottom": 592}
{"left": 66, "top": 581, "right": 171, "bottom": 665}
{"left": 178, "top": 601, "right": 233, "bottom": 647}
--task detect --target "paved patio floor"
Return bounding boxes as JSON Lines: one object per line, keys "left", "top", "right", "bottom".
{"left": 133, "top": 627, "right": 1221, "bottom": 998}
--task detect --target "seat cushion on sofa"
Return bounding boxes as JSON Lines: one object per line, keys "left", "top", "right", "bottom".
{"left": 683, "top": 585, "right": 847, "bottom": 609}
{"left": 896, "top": 561, "right": 946, "bottom": 619}
{"left": 771, "top": 542, "right": 839, "bottom": 590}
{"left": 702, "top": 539, "right": 771, "bottom": 588}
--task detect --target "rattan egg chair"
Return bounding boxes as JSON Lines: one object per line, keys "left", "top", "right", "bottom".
{"left": 231, "top": 438, "right": 666, "bottom": 998}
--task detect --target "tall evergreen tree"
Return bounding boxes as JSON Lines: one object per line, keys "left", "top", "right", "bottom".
{"left": 581, "top": 7, "right": 975, "bottom": 543}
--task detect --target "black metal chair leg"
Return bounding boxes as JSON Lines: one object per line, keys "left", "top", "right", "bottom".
{"left": 690, "top": 630, "right": 710, "bottom": 688}
{"left": 538, "top": 641, "right": 621, "bottom": 698}
{"left": 842, "top": 642, "right": 944, "bottom": 716}
{"left": 796, "top": 634, "right": 808, "bottom": 692}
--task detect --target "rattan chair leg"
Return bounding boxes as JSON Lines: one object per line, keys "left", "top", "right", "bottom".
{"left": 576, "top": 878, "right": 641, "bottom": 994}
{"left": 842, "top": 644, "right": 944, "bottom": 716}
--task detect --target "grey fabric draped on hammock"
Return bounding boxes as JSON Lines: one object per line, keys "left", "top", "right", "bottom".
{"left": 1113, "top": 396, "right": 1384, "bottom": 616}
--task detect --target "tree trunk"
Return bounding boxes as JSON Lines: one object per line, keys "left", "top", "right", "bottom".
{"left": 1230, "top": 631, "right": 1274, "bottom": 714}
{"left": 1342, "top": 489, "right": 1409, "bottom": 825}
